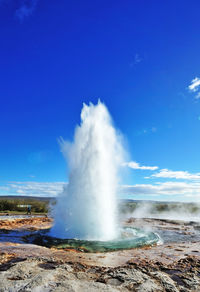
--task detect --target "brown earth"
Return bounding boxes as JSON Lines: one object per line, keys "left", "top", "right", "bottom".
{"left": 0, "top": 216, "right": 199, "bottom": 291}
{"left": 0, "top": 217, "right": 52, "bottom": 231}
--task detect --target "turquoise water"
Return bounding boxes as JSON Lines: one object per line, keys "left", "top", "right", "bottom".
{"left": 27, "top": 227, "right": 160, "bottom": 252}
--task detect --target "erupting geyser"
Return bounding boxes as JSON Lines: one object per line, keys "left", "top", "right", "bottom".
{"left": 32, "top": 101, "right": 160, "bottom": 251}
{"left": 51, "top": 101, "right": 124, "bottom": 241}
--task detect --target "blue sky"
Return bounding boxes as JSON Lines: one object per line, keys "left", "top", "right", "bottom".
{"left": 0, "top": 0, "right": 200, "bottom": 201}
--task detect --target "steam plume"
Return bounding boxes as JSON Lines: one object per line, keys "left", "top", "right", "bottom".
{"left": 51, "top": 101, "right": 124, "bottom": 240}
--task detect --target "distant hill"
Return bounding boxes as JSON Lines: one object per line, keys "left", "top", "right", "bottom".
{"left": 0, "top": 195, "right": 55, "bottom": 202}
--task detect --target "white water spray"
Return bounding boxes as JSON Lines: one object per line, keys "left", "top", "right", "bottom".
{"left": 51, "top": 101, "right": 124, "bottom": 241}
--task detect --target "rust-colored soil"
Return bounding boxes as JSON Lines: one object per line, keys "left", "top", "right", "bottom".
{"left": 0, "top": 217, "right": 52, "bottom": 230}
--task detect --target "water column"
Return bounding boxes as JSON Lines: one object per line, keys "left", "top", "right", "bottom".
{"left": 51, "top": 101, "right": 124, "bottom": 240}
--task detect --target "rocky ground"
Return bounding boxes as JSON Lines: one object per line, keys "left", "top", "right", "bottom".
{"left": 0, "top": 216, "right": 200, "bottom": 291}
{"left": 0, "top": 216, "right": 52, "bottom": 231}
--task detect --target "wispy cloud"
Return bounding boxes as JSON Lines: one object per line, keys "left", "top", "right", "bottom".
{"left": 0, "top": 182, "right": 65, "bottom": 197}
{"left": 0, "top": 0, "right": 39, "bottom": 21}
{"left": 29, "top": 175, "right": 36, "bottom": 178}
{"left": 195, "top": 92, "right": 200, "bottom": 100}
{"left": 124, "top": 161, "right": 158, "bottom": 171}
{"left": 134, "top": 53, "right": 142, "bottom": 64}
{"left": 188, "top": 77, "right": 200, "bottom": 92}
{"left": 15, "top": 0, "right": 38, "bottom": 22}
{"left": 188, "top": 77, "right": 200, "bottom": 100}
{"left": 151, "top": 168, "right": 200, "bottom": 180}
{"left": 136, "top": 127, "right": 157, "bottom": 136}
{"left": 0, "top": 180, "right": 200, "bottom": 201}
{"left": 151, "top": 127, "right": 157, "bottom": 133}
{"left": 121, "top": 181, "right": 200, "bottom": 198}
{"left": 130, "top": 53, "right": 143, "bottom": 67}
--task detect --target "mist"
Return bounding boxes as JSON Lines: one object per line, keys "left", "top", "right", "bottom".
{"left": 51, "top": 101, "right": 125, "bottom": 240}
{"left": 120, "top": 200, "right": 200, "bottom": 222}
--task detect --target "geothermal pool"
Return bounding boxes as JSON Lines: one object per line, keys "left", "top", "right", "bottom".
{"left": 1, "top": 216, "right": 200, "bottom": 253}
{"left": 26, "top": 227, "right": 160, "bottom": 252}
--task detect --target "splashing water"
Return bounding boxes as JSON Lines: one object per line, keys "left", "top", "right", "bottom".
{"left": 51, "top": 101, "right": 124, "bottom": 241}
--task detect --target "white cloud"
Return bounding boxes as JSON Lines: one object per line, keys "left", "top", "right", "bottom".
{"left": 0, "top": 180, "right": 200, "bottom": 202}
{"left": 121, "top": 181, "right": 200, "bottom": 198}
{"left": 1, "top": 182, "right": 65, "bottom": 197}
{"left": 188, "top": 77, "right": 200, "bottom": 100}
{"left": 151, "top": 169, "right": 200, "bottom": 180}
{"left": 124, "top": 161, "right": 158, "bottom": 171}
{"left": 188, "top": 77, "right": 200, "bottom": 92}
